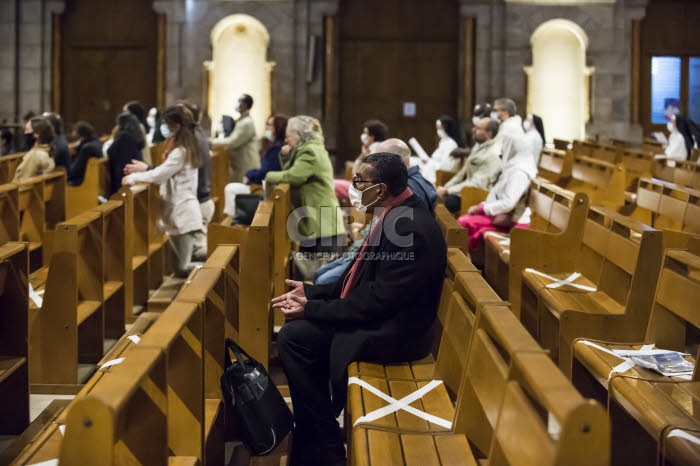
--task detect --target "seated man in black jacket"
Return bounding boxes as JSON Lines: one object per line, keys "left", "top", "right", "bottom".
{"left": 272, "top": 153, "right": 447, "bottom": 466}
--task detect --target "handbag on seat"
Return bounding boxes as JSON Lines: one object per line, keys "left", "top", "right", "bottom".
{"left": 220, "top": 338, "right": 294, "bottom": 455}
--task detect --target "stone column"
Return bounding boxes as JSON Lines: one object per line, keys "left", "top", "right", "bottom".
{"left": 0, "top": 0, "right": 18, "bottom": 122}
{"left": 153, "top": 0, "right": 186, "bottom": 105}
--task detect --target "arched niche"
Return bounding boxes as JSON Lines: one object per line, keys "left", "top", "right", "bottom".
{"left": 209, "top": 14, "right": 275, "bottom": 136}
{"left": 524, "top": 19, "right": 593, "bottom": 142}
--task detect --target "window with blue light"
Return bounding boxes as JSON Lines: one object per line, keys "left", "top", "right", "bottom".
{"left": 689, "top": 57, "right": 700, "bottom": 123}
{"left": 651, "top": 56, "right": 681, "bottom": 124}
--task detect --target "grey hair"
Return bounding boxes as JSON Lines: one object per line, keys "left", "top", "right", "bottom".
{"left": 287, "top": 115, "right": 324, "bottom": 144}
{"left": 494, "top": 98, "right": 517, "bottom": 117}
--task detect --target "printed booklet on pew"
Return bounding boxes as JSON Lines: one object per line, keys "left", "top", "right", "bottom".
{"left": 630, "top": 351, "right": 695, "bottom": 379}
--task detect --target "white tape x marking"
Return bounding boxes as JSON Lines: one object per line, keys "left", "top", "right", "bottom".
{"left": 98, "top": 357, "right": 125, "bottom": 371}
{"left": 668, "top": 430, "right": 700, "bottom": 446}
{"left": 525, "top": 269, "right": 597, "bottom": 292}
{"left": 127, "top": 334, "right": 141, "bottom": 344}
{"left": 484, "top": 231, "right": 510, "bottom": 246}
{"left": 578, "top": 340, "right": 655, "bottom": 380}
{"left": 348, "top": 376, "right": 453, "bottom": 429}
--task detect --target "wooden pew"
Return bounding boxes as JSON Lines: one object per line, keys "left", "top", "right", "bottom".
{"left": 208, "top": 202, "right": 275, "bottom": 367}
{"left": 619, "top": 147, "right": 654, "bottom": 195}
{"left": 435, "top": 204, "right": 468, "bottom": 257}
{"left": 16, "top": 347, "right": 172, "bottom": 466}
{"left": 0, "top": 152, "right": 25, "bottom": 184}
{"left": 345, "top": 160, "right": 354, "bottom": 181}
{"left": 0, "top": 242, "right": 29, "bottom": 435}
{"left": 209, "top": 147, "right": 229, "bottom": 223}
{"left": 653, "top": 157, "right": 700, "bottom": 190}
{"left": 435, "top": 169, "right": 457, "bottom": 187}
{"left": 565, "top": 155, "right": 626, "bottom": 210}
{"left": 517, "top": 207, "right": 663, "bottom": 375}
{"left": 113, "top": 183, "right": 168, "bottom": 317}
{"left": 270, "top": 183, "right": 292, "bottom": 300}
{"left": 65, "top": 157, "right": 109, "bottom": 219}
{"left": 553, "top": 138, "right": 571, "bottom": 151}
{"left": 590, "top": 143, "right": 621, "bottom": 165}
{"left": 483, "top": 180, "right": 589, "bottom": 299}
{"left": 18, "top": 170, "right": 66, "bottom": 269}
{"left": 150, "top": 140, "right": 168, "bottom": 167}
{"left": 0, "top": 183, "right": 20, "bottom": 244}
{"left": 571, "top": 249, "right": 700, "bottom": 466}
{"left": 537, "top": 147, "right": 573, "bottom": 186}
{"left": 28, "top": 207, "right": 120, "bottom": 389}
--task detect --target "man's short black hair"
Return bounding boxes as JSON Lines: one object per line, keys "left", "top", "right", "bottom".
{"left": 363, "top": 119, "right": 389, "bottom": 142}
{"left": 241, "top": 94, "right": 253, "bottom": 110}
{"left": 362, "top": 152, "right": 408, "bottom": 196}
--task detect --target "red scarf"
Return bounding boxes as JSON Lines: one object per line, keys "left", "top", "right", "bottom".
{"left": 340, "top": 187, "right": 413, "bottom": 298}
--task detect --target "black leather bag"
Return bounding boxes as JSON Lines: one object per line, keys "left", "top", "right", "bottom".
{"left": 233, "top": 194, "right": 264, "bottom": 226}
{"left": 220, "top": 338, "right": 294, "bottom": 455}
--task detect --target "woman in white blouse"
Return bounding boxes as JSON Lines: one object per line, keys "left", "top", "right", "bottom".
{"left": 122, "top": 105, "right": 204, "bottom": 277}
{"left": 523, "top": 114, "right": 545, "bottom": 167}
{"left": 421, "top": 115, "right": 464, "bottom": 184}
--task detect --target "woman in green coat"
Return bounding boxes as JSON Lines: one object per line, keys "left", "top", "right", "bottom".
{"left": 265, "top": 115, "right": 346, "bottom": 251}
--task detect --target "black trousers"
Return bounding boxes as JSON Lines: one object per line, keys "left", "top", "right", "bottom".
{"left": 278, "top": 320, "right": 347, "bottom": 466}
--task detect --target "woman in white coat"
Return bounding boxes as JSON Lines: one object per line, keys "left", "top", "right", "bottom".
{"left": 122, "top": 105, "right": 204, "bottom": 277}
{"left": 458, "top": 135, "right": 537, "bottom": 256}
{"left": 523, "top": 114, "right": 545, "bottom": 166}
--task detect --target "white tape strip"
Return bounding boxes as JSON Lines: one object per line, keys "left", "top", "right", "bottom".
{"left": 98, "top": 357, "right": 125, "bottom": 371}
{"left": 28, "top": 460, "right": 58, "bottom": 466}
{"left": 579, "top": 342, "right": 661, "bottom": 380}
{"left": 484, "top": 231, "right": 510, "bottom": 246}
{"left": 667, "top": 429, "right": 700, "bottom": 446}
{"left": 58, "top": 424, "right": 65, "bottom": 436}
{"left": 525, "top": 269, "right": 597, "bottom": 292}
{"left": 28, "top": 284, "right": 43, "bottom": 307}
{"left": 127, "top": 335, "right": 141, "bottom": 344}
{"left": 348, "top": 376, "right": 453, "bottom": 429}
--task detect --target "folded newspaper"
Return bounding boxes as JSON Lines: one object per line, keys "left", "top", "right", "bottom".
{"left": 630, "top": 351, "right": 694, "bottom": 378}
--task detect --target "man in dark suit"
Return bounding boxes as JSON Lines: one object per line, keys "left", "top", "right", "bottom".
{"left": 273, "top": 153, "right": 447, "bottom": 466}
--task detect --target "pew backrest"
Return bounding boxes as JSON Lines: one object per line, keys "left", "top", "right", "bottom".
{"left": 0, "top": 183, "right": 19, "bottom": 244}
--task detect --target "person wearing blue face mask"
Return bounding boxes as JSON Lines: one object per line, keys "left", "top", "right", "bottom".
{"left": 106, "top": 112, "right": 144, "bottom": 196}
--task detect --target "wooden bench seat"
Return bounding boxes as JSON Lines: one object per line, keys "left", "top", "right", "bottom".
{"left": 209, "top": 147, "right": 230, "bottom": 223}
{"left": 653, "top": 157, "right": 700, "bottom": 190}
{"left": 0, "top": 242, "right": 29, "bottom": 435}
{"left": 0, "top": 183, "right": 19, "bottom": 244}
{"left": 537, "top": 147, "right": 573, "bottom": 185}
{"left": 435, "top": 204, "right": 468, "bottom": 256}
{"left": 483, "top": 179, "right": 589, "bottom": 299}
{"left": 634, "top": 177, "right": 700, "bottom": 234}
{"left": 0, "top": 152, "right": 25, "bottom": 183}
{"left": 65, "top": 157, "right": 109, "bottom": 219}
{"left": 147, "top": 275, "right": 187, "bottom": 313}
{"left": 564, "top": 155, "right": 626, "bottom": 210}
{"left": 517, "top": 206, "right": 663, "bottom": 375}
{"left": 571, "top": 249, "right": 700, "bottom": 465}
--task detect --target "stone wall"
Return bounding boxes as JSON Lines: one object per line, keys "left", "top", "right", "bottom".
{"left": 0, "top": 0, "right": 650, "bottom": 143}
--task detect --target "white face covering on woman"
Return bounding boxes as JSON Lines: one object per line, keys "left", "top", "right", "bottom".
{"left": 523, "top": 120, "right": 533, "bottom": 132}
{"left": 360, "top": 133, "right": 370, "bottom": 146}
{"left": 667, "top": 122, "right": 675, "bottom": 133}
{"left": 265, "top": 129, "right": 275, "bottom": 141}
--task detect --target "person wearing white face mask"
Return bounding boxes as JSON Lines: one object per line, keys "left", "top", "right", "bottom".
{"left": 420, "top": 115, "right": 463, "bottom": 184}
{"left": 222, "top": 114, "right": 287, "bottom": 218}
{"left": 663, "top": 115, "right": 689, "bottom": 166}
{"left": 211, "top": 93, "right": 259, "bottom": 182}
{"left": 523, "top": 113, "right": 545, "bottom": 166}
{"left": 334, "top": 120, "right": 389, "bottom": 201}
{"left": 491, "top": 97, "right": 524, "bottom": 156}
{"left": 271, "top": 152, "right": 446, "bottom": 466}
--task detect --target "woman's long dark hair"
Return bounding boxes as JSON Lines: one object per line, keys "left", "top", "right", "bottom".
{"left": 162, "top": 105, "right": 202, "bottom": 169}
{"left": 117, "top": 112, "right": 145, "bottom": 149}
{"left": 30, "top": 116, "right": 56, "bottom": 158}
{"left": 438, "top": 115, "right": 464, "bottom": 148}
{"left": 125, "top": 101, "right": 149, "bottom": 132}
{"left": 272, "top": 114, "right": 289, "bottom": 143}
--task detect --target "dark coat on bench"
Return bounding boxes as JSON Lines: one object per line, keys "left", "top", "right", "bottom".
{"left": 303, "top": 194, "right": 447, "bottom": 414}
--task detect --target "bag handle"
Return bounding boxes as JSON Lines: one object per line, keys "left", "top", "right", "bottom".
{"left": 224, "top": 338, "right": 254, "bottom": 368}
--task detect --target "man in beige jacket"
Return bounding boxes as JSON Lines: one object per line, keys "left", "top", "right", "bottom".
{"left": 437, "top": 117, "right": 501, "bottom": 214}
{"left": 212, "top": 94, "right": 259, "bottom": 182}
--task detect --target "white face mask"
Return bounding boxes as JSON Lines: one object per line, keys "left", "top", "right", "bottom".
{"left": 472, "top": 116, "right": 481, "bottom": 126}
{"left": 264, "top": 129, "right": 274, "bottom": 141}
{"left": 490, "top": 111, "right": 500, "bottom": 122}
{"left": 348, "top": 183, "right": 380, "bottom": 214}
{"left": 667, "top": 122, "right": 675, "bottom": 133}
{"left": 160, "top": 124, "right": 172, "bottom": 139}
{"left": 147, "top": 116, "right": 156, "bottom": 129}
{"left": 360, "top": 133, "right": 370, "bottom": 146}
{"left": 523, "top": 120, "right": 532, "bottom": 132}
{"left": 437, "top": 128, "right": 448, "bottom": 139}
{"left": 234, "top": 102, "right": 241, "bottom": 113}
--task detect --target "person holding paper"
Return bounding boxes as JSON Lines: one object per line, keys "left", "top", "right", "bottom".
{"left": 420, "top": 115, "right": 463, "bottom": 184}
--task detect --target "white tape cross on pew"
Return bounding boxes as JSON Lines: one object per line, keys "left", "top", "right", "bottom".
{"left": 484, "top": 231, "right": 511, "bottom": 246}
{"left": 525, "top": 268, "right": 597, "bottom": 292}
{"left": 578, "top": 341, "right": 657, "bottom": 380}
{"left": 348, "top": 376, "right": 453, "bottom": 429}
{"left": 668, "top": 429, "right": 700, "bottom": 447}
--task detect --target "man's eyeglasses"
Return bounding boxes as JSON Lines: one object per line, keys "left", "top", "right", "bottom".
{"left": 352, "top": 178, "right": 378, "bottom": 189}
